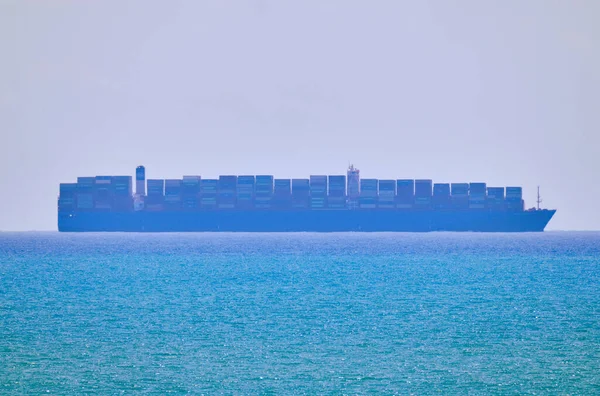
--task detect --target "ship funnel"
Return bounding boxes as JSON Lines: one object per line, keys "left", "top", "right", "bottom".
{"left": 136, "top": 165, "right": 146, "bottom": 196}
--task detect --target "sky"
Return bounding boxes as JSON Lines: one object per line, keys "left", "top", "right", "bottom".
{"left": 1, "top": 0, "right": 598, "bottom": 231}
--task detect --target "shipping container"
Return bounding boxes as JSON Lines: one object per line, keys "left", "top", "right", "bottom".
{"left": 378, "top": 180, "right": 395, "bottom": 193}
{"left": 181, "top": 195, "right": 198, "bottom": 209}
{"left": 433, "top": 183, "right": 451, "bottom": 209}
{"left": 256, "top": 175, "right": 274, "bottom": 197}
{"left": 469, "top": 183, "right": 487, "bottom": 197}
{"left": 58, "top": 196, "right": 75, "bottom": 210}
{"left": 113, "top": 196, "right": 133, "bottom": 211}
{"left": 378, "top": 180, "right": 395, "bottom": 192}
{"left": 415, "top": 180, "right": 433, "bottom": 198}
{"left": 237, "top": 175, "right": 256, "bottom": 184}
{"left": 414, "top": 196, "right": 432, "bottom": 208}
{"left": 505, "top": 187, "right": 523, "bottom": 200}
{"left": 201, "top": 179, "right": 218, "bottom": 191}
{"left": 292, "top": 179, "right": 310, "bottom": 195}
{"left": 506, "top": 199, "right": 524, "bottom": 211}
{"left": 310, "top": 175, "right": 327, "bottom": 184}
{"left": 359, "top": 197, "right": 377, "bottom": 209}
{"left": 94, "top": 176, "right": 114, "bottom": 206}
{"left": 327, "top": 195, "right": 347, "bottom": 209}
{"left": 77, "top": 177, "right": 95, "bottom": 192}
{"left": 147, "top": 179, "right": 165, "bottom": 196}
{"left": 217, "top": 192, "right": 236, "bottom": 208}
{"left": 182, "top": 176, "right": 201, "bottom": 195}
{"left": 236, "top": 176, "right": 256, "bottom": 208}
{"left": 113, "top": 176, "right": 133, "bottom": 196}
{"left": 396, "top": 180, "right": 415, "bottom": 206}
{"left": 200, "top": 196, "right": 218, "bottom": 208}
{"left": 486, "top": 189, "right": 506, "bottom": 211}
{"left": 487, "top": 187, "right": 505, "bottom": 210}
{"left": 274, "top": 179, "right": 291, "bottom": 194}
{"left": 451, "top": 195, "right": 469, "bottom": 210}
{"left": 310, "top": 197, "right": 327, "bottom": 209}
{"left": 218, "top": 175, "right": 238, "bottom": 191}
{"left": 310, "top": 175, "right": 328, "bottom": 197}
{"left": 377, "top": 180, "right": 395, "bottom": 208}
{"left": 76, "top": 193, "right": 94, "bottom": 210}
{"left": 165, "top": 179, "right": 182, "bottom": 196}
{"left": 218, "top": 176, "right": 237, "bottom": 210}
{"left": 328, "top": 175, "right": 346, "bottom": 197}
{"left": 273, "top": 180, "right": 292, "bottom": 209}
{"left": 59, "top": 184, "right": 77, "bottom": 203}
{"left": 147, "top": 179, "right": 164, "bottom": 187}
{"left": 254, "top": 196, "right": 272, "bottom": 209}
{"left": 451, "top": 183, "right": 469, "bottom": 197}
{"left": 360, "top": 179, "right": 378, "bottom": 198}
{"left": 433, "top": 183, "right": 450, "bottom": 197}
{"left": 145, "top": 194, "right": 165, "bottom": 205}
{"left": 487, "top": 187, "right": 505, "bottom": 199}
{"left": 95, "top": 176, "right": 112, "bottom": 185}
{"left": 291, "top": 195, "right": 309, "bottom": 209}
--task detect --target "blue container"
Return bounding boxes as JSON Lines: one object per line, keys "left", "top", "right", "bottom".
{"left": 415, "top": 180, "right": 432, "bottom": 198}
{"left": 433, "top": 183, "right": 450, "bottom": 196}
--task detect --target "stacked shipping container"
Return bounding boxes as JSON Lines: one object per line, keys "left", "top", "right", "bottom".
{"left": 146, "top": 179, "right": 165, "bottom": 211}
{"left": 451, "top": 183, "right": 469, "bottom": 210}
{"left": 164, "top": 179, "right": 182, "bottom": 210}
{"left": 396, "top": 180, "right": 414, "bottom": 209}
{"left": 378, "top": 180, "right": 395, "bottom": 209}
{"left": 469, "top": 183, "right": 487, "bottom": 209}
{"left": 328, "top": 175, "right": 346, "bottom": 209}
{"left": 237, "top": 176, "right": 255, "bottom": 209}
{"left": 310, "top": 175, "right": 327, "bottom": 209}
{"left": 113, "top": 176, "right": 133, "bottom": 211}
{"left": 218, "top": 176, "right": 237, "bottom": 209}
{"left": 76, "top": 177, "right": 94, "bottom": 210}
{"left": 433, "top": 183, "right": 451, "bottom": 210}
{"left": 292, "top": 179, "right": 310, "bottom": 208}
{"left": 273, "top": 179, "right": 291, "bottom": 209}
{"left": 506, "top": 187, "right": 523, "bottom": 211}
{"left": 182, "top": 176, "right": 200, "bottom": 210}
{"left": 487, "top": 187, "right": 505, "bottom": 210}
{"left": 60, "top": 167, "right": 530, "bottom": 214}
{"left": 255, "top": 176, "right": 273, "bottom": 208}
{"left": 201, "top": 179, "right": 218, "bottom": 209}
{"left": 94, "top": 176, "right": 113, "bottom": 210}
{"left": 414, "top": 179, "right": 433, "bottom": 209}
{"left": 58, "top": 183, "right": 77, "bottom": 212}
{"left": 359, "top": 179, "right": 378, "bottom": 209}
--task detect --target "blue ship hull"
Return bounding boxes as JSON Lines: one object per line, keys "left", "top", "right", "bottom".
{"left": 58, "top": 209, "right": 556, "bottom": 232}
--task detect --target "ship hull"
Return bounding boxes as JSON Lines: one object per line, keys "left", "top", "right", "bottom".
{"left": 58, "top": 209, "right": 556, "bottom": 232}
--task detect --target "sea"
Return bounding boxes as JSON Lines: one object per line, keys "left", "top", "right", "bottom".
{"left": 1, "top": 232, "right": 599, "bottom": 394}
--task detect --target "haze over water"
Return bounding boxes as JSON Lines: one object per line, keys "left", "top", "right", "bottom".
{"left": 1, "top": 1, "right": 599, "bottom": 231}
{"left": 2, "top": 232, "right": 599, "bottom": 393}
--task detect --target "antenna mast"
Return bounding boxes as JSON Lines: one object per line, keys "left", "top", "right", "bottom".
{"left": 536, "top": 186, "right": 543, "bottom": 210}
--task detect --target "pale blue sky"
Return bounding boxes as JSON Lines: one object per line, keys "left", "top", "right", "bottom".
{"left": 1, "top": 0, "right": 598, "bottom": 230}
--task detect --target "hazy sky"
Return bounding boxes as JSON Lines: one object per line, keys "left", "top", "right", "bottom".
{"left": 1, "top": 0, "right": 598, "bottom": 231}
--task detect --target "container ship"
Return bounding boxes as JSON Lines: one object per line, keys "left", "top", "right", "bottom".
{"left": 57, "top": 165, "right": 556, "bottom": 232}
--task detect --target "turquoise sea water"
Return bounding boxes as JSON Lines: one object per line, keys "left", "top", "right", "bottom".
{"left": 1, "top": 232, "right": 599, "bottom": 394}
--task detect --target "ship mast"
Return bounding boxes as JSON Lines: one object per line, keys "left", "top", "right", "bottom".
{"left": 536, "top": 186, "right": 543, "bottom": 210}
